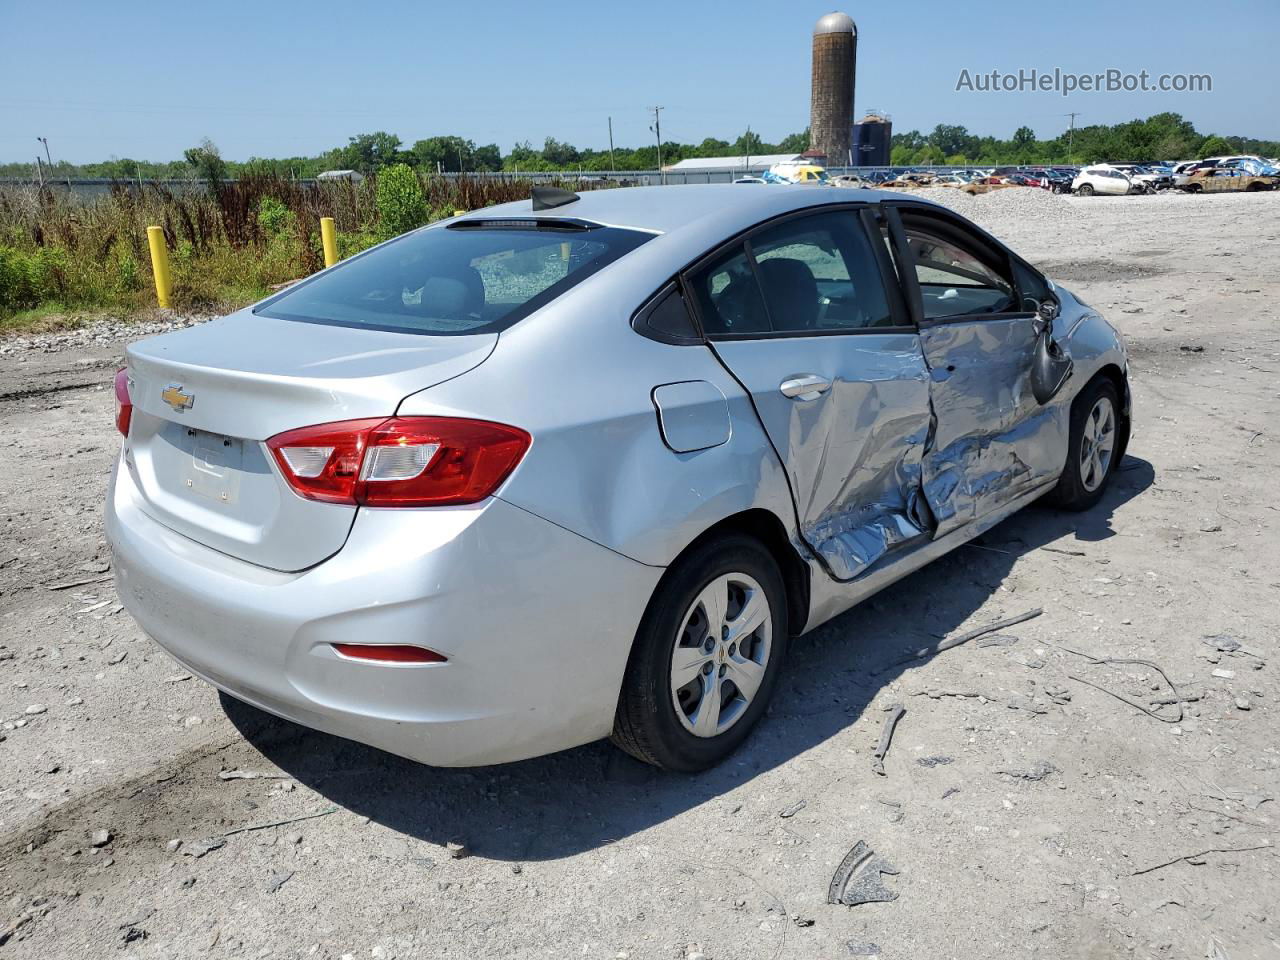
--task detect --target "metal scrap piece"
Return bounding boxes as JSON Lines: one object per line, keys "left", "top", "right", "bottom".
{"left": 870, "top": 704, "right": 905, "bottom": 777}
{"left": 872, "top": 608, "right": 1043, "bottom": 675}
{"left": 828, "top": 840, "right": 900, "bottom": 906}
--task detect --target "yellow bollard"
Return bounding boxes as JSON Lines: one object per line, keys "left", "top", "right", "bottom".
{"left": 146, "top": 226, "right": 171, "bottom": 308}
{"left": 319, "top": 217, "right": 339, "bottom": 268}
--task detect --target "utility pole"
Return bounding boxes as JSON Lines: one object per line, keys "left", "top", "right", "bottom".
{"left": 608, "top": 116, "right": 616, "bottom": 173}
{"left": 650, "top": 106, "right": 664, "bottom": 184}
{"left": 745, "top": 124, "right": 752, "bottom": 177}
{"left": 34, "top": 155, "right": 45, "bottom": 189}
{"left": 1064, "top": 112, "right": 1081, "bottom": 164}
{"left": 38, "top": 136, "right": 69, "bottom": 189}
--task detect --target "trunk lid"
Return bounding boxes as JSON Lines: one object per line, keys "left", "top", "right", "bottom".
{"left": 123, "top": 310, "right": 496, "bottom": 571}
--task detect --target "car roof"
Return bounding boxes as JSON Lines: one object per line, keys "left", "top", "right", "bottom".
{"left": 457, "top": 184, "right": 914, "bottom": 237}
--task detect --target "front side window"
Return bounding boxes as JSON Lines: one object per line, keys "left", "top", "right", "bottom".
{"left": 255, "top": 223, "right": 653, "bottom": 335}
{"left": 900, "top": 219, "right": 1015, "bottom": 320}
{"left": 689, "top": 210, "right": 895, "bottom": 336}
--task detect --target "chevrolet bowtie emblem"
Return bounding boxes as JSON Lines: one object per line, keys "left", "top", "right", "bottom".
{"left": 161, "top": 384, "right": 194, "bottom": 412}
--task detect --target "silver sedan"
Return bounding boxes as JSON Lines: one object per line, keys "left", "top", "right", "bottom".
{"left": 106, "top": 185, "right": 1129, "bottom": 771}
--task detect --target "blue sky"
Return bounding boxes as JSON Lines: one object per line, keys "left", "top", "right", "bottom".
{"left": 1, "top": 0, "right": 1274, "bottom": 163}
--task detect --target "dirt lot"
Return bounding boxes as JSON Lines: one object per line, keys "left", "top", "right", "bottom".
{"left": 1, "top": 189, "right": 1278, "bottom": 960}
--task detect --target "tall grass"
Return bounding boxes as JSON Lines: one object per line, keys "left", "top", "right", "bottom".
{"left": 0, "top": 172, "right": 611, "bottom": 325}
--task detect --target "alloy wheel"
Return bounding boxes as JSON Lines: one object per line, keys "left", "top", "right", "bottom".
{"left": 670, "top": 572, "right": 772, "bottom": 738}
{"left": 1079, "top": 395, "right": 1116, "bottom": 492}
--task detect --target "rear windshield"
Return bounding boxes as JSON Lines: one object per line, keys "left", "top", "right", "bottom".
{"left": 255, "top": 223, "right": 653, "bottom": 335}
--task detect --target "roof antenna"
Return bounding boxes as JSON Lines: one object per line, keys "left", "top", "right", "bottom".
{"left": 531, "top": 186, "right": 579, "bottom": 211}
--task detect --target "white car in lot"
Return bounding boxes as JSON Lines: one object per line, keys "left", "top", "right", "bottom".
{"left": 1072, "top": 165, "right": 1135, "bottom": 196}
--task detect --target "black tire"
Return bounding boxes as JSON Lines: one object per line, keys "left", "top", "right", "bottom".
{"left": 1077, "top": 183, "right": 1094, "bottom": 196}
{"left": 611, "top": 534, "right": 788, "bottom": 772}
{"left": 1044, "top": 377, "right": 1122, "bottom": 511}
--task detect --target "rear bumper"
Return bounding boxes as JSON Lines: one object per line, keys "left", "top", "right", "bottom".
{"left": 106, "top": 457, "right": 661, "bottom": 766}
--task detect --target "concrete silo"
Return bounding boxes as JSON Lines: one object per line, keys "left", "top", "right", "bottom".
{"left": 809, "top": 12, "right": 857, "bottom": 166}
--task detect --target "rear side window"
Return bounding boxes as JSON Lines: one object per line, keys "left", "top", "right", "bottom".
{"left": 256, "top": 224, "right": 653, "bottom": 335}
{"left": 689, "top": 210, "right": 895, "bottom": 336}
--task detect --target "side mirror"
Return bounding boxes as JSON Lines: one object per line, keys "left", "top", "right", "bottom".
{"left": 1030, "top": 299, "right": 1072, "bottom": 405}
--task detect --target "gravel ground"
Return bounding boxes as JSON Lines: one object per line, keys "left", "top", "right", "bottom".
{"left": 1, "top": 189, "right": 1278, "bottom": 959}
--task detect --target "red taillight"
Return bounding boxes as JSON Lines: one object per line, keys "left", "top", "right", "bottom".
{"left": 332, "top": 643, "right": 447, "bottom": 663}
{"left": 114, "top": 368, "right": 132, "bottom": 437}
{"left": 266, "top": 416, "right": 531, "bottom": 508}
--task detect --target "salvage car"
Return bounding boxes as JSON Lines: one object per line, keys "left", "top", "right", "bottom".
{"left": 1072, "top": 165, "right": 1136, "bottom": 196}
{"left": 107, "top": 185, "right": 1130, "bottom": 772}
{"left": 1175, "top": 166, "right": 1279, "bottom": 193}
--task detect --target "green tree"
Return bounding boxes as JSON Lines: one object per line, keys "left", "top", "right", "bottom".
{"left": 733, "top": 129, "right": 764, "bottom": 155}
{"left": 375, "top": 164, "right": 428, "bottom": 238}
{"left": 776, "top": 129, "right": 810, "bottom": 153}
{"left": 541, "top": 137, "right": 580, "bottom": 168}
{"left": 928, "top": 124, "right": 974, "bottom": 158}
{"left": 472, "top": 143, "right": 502, "bottom": 171}
{"left": 183, "top": 138, "right": 227, "bottom": 186}
{"left": 338, "top": 132, "right": 403, "bottom": 173}
{"left": 1197, "top": 135, "right": 1233, "bottom": 159}
{"left": 1012, "top": 126, "right": 1036, "bottom": 150}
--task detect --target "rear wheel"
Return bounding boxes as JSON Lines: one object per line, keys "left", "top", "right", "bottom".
{"left": 1077, "top": 183, "right": 1094, "bottom": 196}
{"left": 1045, "top": 378, "right": 1122, "bottom": 511}
{"left": 611, "top": 535, "right": 788, "bottom": 771}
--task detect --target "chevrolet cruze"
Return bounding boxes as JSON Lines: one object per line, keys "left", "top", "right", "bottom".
{"left": 107, "top": 184, "right": 1129, "bottom": 771}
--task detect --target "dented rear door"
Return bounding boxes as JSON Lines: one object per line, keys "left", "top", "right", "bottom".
{"left": 685, "top": 207, "right": 934, "bottom": 582}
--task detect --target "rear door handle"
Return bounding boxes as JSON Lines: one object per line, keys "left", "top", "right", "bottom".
{"left": 779, "top": 374, "right": 832, "bottom": 401}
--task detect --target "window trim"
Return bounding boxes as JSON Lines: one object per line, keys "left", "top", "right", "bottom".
{"left": 630, "top": 280, "right": 704, "bottom": 346}
{"left": 679, "top": 202, "right": 918, "bottom": 342}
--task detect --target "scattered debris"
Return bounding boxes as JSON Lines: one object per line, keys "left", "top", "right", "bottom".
{"left": 218, "top": 769, "right": 289, "bottom": 781}
{"left": 791, "top": 914, "right": 815, "bottom": 927}
{"left": 1039, "top": 545, "right": 1087, "bottom": 557}
{"left": 873, "top": 608, "right": 1043, "bottom": 675}
{"left": 996, "top": 761, "right": 1056, "bottom": 782}
{"left": 1130, "top": 841, "right": 1273, "bottom": 876}
{"left": 1234, "top": 696, "right": 1251, "bottom": 711}
{"left": 117, "top": 908, "right": 155, "bottom": 931}
{"left": 1212, "top": 668, "right": 1236, "bottom": 679}
{"left": 870, "top": 704, "right": 905, "bottom": 777}
{"left": 1044, "top": 684, "right": 1072, "bottom": 704}
{"left": 45, "top": 574, "right": 114, "bottom": 591}
{"left": 183, "top": 838, "right": 226, "bottom": 859}
{"left": 941, "top": 787, "right": 961, "bottom": 800}
{"left": 266, "top": 870, "right": 294, "bottom": 894}
{"left": 779, "top": 799, "right": 807, "bottom": 818}
{"left": 24, "top": 704, "right": 47, "bottom": 715}
{"left": 916, "top": 756, "right": 953, "bottom": 768}
{"left": 1204, "top": 788, "right": 1273, "bottom": 811}
{"left": 90, "top": 829, "right": 112, "bottom": 847}
{"left": 220, "top": 807, "right": 338, "bottom": 838}
{"left": 1061, "top": 650, "right": 1185, "bottom": 723}
{"left": 911, "top": 688, "right": 998, "bottom": 702}
{"left": 446, "top": 840, "right": 470, "bottom": 859}
{"left": 828, "top": 841, "right": 900, "bottom": 906}
{"left": 975, "top": 633, "right": 1019, "bottom": 648}
{"left": 845, "top": 941, "right": 882, "bottom": 956}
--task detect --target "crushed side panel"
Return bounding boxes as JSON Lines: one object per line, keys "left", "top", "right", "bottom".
{"left": 918, "top": 318, "right": 1068, "bottom": 536}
